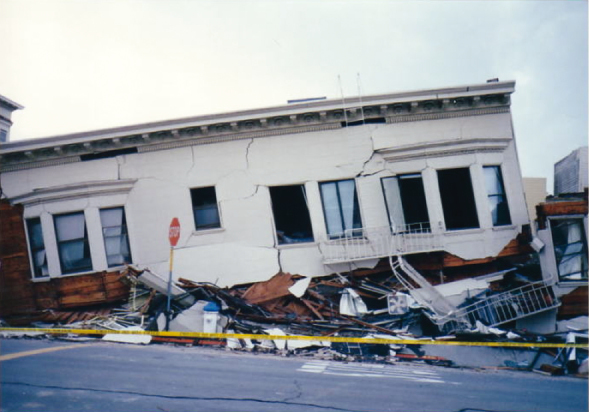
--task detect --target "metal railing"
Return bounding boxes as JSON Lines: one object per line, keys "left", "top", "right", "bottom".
{"left": 435, "top": 281, "right": 560, "bottom": 333}
{"left": 321, "top": 223, "right": 443, "bottom": 264}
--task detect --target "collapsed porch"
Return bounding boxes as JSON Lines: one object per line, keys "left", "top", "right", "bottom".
{"left": 319, "top": 223, "right": 560, "bottom": 333}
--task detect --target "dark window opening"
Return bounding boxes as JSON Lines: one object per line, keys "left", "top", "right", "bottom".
{"left": 81, "top": 147, "right": 138, "bottom": 161}
{"left": 382, "top": 174, "right": 430, "bottom": 232}
{"left": 100, "top": 207, "right": 132, "bottom": 267}
{"left": 269, "top": 185, "right": 314, "bottom": 245}
{"left": 191, "top": 187, "right": 221, "bottom": 230}
{"left": 54, "top": 211, "right": 92, "bottom": 274}
{"left": 437, "top": 168, "right": 480, "bottom": 230}
{"left": 551, "top": 218, "right": 588, "bottom": 281}
{"left": 320, "top": 179, "right": 362, "bottom": 238}
{"left": 26, "top": 218, "right": 49, "bottom": 278}
{"left": 484, "top": 166, "right": 511, "bottom": 226}
{"left": 341, "top": 117, "right": 386, "bottom": 128}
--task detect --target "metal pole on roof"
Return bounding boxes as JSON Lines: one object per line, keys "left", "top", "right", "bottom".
{"left": 357, "top": 73, "right": 366, "bottom": 125}
{"left": 338, "top": 75, "right": 349, "bottom": 126}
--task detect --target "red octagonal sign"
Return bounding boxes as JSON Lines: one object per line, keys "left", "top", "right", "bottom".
{"left": 168, "top": 217, "right": 181, "bottom": 247}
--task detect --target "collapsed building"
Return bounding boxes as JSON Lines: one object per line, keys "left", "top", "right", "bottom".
{"left": 0, "top": 81, "right": 586, "bottom": 342}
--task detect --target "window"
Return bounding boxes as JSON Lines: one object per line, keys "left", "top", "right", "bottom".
{"left": 0, "top": 129, "right": 7, "bottom": 143}
{"left": 191, "top": 187, "right": 221, "bottom": 230}
{"left": 484, "top": 166, "right": 511, "bottom": 226}
{"left": 320, "top": 179, "right": 362, "bottom": 238}
{"left": 550, "top": 218, "right": 588, "bottom": 281}
{"left": 26, "top": 218, "right": 48, "bottom": 278}
{"left": 382, "top": 174, "right": 430, "bottom": 232}
{"left": 100, "top": 207, "right": 132, "bottom": 267}
{"left": 269, "top": 185, "right": 314, "bottom": 244}
{"left": 54, "top": 212, "right": 92, "bottom": 274}
{"left": 437, "top": 168, "right": 480, "bottom": 230}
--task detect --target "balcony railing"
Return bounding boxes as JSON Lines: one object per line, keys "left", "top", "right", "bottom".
{"left": 434, "top": 281, "right": 560, "bottom": 333}
{"left": 321, "top": 223, "right": 443, "bottom": 264}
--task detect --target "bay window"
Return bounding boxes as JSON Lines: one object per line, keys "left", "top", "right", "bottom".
{"left": 484, "top": 166, "right": 511, "bottom": 226}
{"left": 54, "top": 212, "right": 92, "bottom": 274}
{"left": 26, "top": 217, "right": 49, "bottom": 278}
{"left": 382, "top": 174, "right": 430, "bottom": 232}
{"left": 320, "top": 179, "right": 362, "bottom": 238}
{"left": 100, "top": 207, "right": 132, "bottom": 267}
{"left": 550, "top": 218, "right": 588, "bottom": 281}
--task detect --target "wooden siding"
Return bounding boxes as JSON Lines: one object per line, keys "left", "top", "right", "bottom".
{"left": 558, "top": 286, "right": 589, "bottom": 318}
{"left": 0, "top": 199, "right": 130, "bottom": 322}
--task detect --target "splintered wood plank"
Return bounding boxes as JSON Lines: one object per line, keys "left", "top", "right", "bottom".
{"left": 301, "top": 299, "right": 324, "bottom": 320}
{"left": 242, "top": 273, "right": 296, "bottom": 304}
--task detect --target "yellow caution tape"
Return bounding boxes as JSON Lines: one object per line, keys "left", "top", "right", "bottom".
{"left": 0, "top": 327, "right": 586, "bottom": 349}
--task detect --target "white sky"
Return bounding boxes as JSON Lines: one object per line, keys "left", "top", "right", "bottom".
{"left": 1, "top": 0, "right": 587, "bottom": 191}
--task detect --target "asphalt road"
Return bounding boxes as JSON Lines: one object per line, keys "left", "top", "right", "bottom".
{"left": 1, "top": 338, "right": 587, "bottom": 412}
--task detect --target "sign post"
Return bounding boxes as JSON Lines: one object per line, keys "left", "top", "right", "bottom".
{"left": 166, "top": 217, "right": 181, "bottom": 331}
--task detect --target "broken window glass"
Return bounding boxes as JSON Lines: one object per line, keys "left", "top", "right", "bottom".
{"left": 484, "top": 166, "right": 511, "bottom": 226}
{"left": 54, "top": 212, "right": 92, "bottom": 274}
{"left": 269, "top": 185, "right": 314, "bottom": 244}
{"left": 100, "top": 207, "right": 132, "bottom": 267}
{"left": 191, "top": 186, "right": 221, "bottom": 230}
{"left": 320, "top": 179, "right": 362, "bottom": 238}
{"left": 26, "top": 217, "right": 49, "bottom": 278}
{"left": 437, "top": 168, "right": 480, "bottom": 230}
{"left": 550, "top": 218, "right": 588, "bottom": 281}
{"left": 382, "top": 174, "right": 430, "bottom": 232}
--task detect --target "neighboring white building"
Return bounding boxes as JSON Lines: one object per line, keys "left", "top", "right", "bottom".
{"left": 554, "top": 146, "right": 588, "bottom": 195}
{"left": 0, "top": 94, "right": 24, "bottom": 143}
{"left": 522, "top": 177, "right": 547, "bottom": 234}
{"left": 0, "top": 81, "right": 530, "bottom": 294}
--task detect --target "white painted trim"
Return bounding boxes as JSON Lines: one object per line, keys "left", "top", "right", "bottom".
{"left": 379, "top": 138, "right": 511, "bottom": 162}
{"left": 11, "top": 180, "right": 137, "bottom": 206}
{"left": 191, "top": 227, "right": 226, "bottom": 236}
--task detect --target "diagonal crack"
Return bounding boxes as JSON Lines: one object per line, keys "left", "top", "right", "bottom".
{"left": 4, "top": 381, "right": 364, "bottom": 412}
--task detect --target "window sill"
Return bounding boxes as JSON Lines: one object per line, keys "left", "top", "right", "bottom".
{"left": 277, "top": 242, "right": 317, "bottom": 250}
{"left": 33, "top": 265, "right": 132, "bottom": 281}
{"left": 58, "top": 269, "right": 104, "bottom": 278}
{"left": 31, "top": 276, "right": 52, "bottom": 283}
{"left": 491, "top": 225, "right": 516, "bottom": 232}
{"left": 191, "top": 227, "right": 225, "bottom": 236}
{"left": 444, "top": 228, "right": 485, "bottom": 236}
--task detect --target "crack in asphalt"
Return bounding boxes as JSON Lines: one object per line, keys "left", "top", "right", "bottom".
{"left": 4, "top": 381, "right": 363, "bottom": 412}
{"left": 281, "top": 379, "right": 303, "bottom": 403}
{"left": 456, "top": 409, "right": 520, "bottom": 412}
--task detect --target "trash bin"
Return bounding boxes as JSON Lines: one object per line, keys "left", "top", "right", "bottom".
{"left": 203, "top": 302, "right": 220, "bottom": 333}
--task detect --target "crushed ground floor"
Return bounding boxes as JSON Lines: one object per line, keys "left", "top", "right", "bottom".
{"left": 1, "top": 262, "right": 586, "bottom": 377}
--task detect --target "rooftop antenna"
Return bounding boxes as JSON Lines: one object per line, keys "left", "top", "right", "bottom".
{"left": 357, "top": 72, "right": 366, "bottom": 125}
{"left": 338, "top": 75, "right": 349, "bottom": 126}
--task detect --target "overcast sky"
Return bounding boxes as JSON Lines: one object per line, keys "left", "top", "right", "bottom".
{"left": 0, "top": 0, "right": 587, "bottom": 191}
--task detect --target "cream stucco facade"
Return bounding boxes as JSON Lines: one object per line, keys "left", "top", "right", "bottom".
{"left": 0, "top": 81, "right": 531, "bottom": 288}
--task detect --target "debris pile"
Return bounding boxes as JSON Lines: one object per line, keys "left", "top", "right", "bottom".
{"left": 1, "top": 265, "right": 586, "bottom": 374}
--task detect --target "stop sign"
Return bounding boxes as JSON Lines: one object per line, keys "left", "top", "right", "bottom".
{"left": 168, "top": 217, "right": 181, "bottom": 247}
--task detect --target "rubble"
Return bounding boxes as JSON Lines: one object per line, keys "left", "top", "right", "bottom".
{"left": 0, "top": 264, "right": 586, "bottom": 374}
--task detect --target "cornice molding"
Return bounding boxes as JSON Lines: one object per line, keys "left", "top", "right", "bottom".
{"left": 0, "top": 83, "right": 514, "bottom": 173}
{"left": 387, "top": 106, "right": 509, "bottom": 124}
{"left": 379, "top": 137, "right": 512, "bottom": 162}
{"left": 10, "top": 179, "right": 137, "bottom": 206}
{"left": 2, "top": 156, "right": 81, "bottom": 172}
{"left": 138, "top": 123, "right": 341, "bottom": 153}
